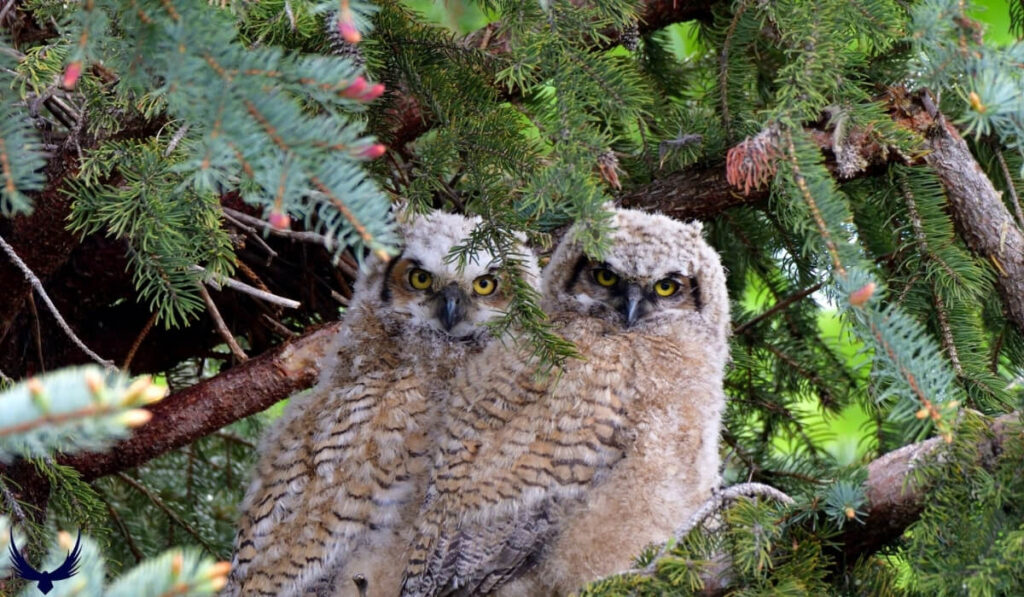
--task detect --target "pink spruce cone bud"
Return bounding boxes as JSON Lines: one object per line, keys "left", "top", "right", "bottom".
{"left": 359, "top": 83, "right": 385, "bottom": 102}
{"left": 355, "top": 144, "right": 387, "bottom": 160}
{"left": 340, "top": 76, "right": 367, "bottom": 98}
{"left": 337, "top": 17, "right": 361, "bottom": 44}
{"left": 849, "top": 282, "right": 876, "bottom": 307}
{"left": 268, "top": 211, "right": 291, "bottom": 230}
{"left": 63, "top": 61, "right": 83, "bottom": 89}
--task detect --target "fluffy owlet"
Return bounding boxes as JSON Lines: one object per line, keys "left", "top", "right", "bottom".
{"left": 223, "top": 210, "right": 540, "bottom": 597}
{"left": 400, "top": 207, "right": 731, "bottom": 596}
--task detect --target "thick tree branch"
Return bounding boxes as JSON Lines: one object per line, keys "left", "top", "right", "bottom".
{"left": 619, "top": 165, "right": 766, "bottom": 219}
{"left": 623, "top": 93, "right": 1024, "bottom": 338}
{"left": 921, "top": 114, "right": 1024, "bottom": 334}
{"left": 58, "top": 321, "right": 341, "bottom": 482}
{"left": 842, "top": 412, "right": 1021, "bottom": 560}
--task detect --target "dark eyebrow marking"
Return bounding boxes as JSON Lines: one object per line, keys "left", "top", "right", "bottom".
{"left": 379, "top": 250, "right": 405, "bottom": 303}
{"left": 564, "top": 255, "right": 589, "bottom": 293}
{"left": 689, "top": 276, "right": 702, "bottom": 311}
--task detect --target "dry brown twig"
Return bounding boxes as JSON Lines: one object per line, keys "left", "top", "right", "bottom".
{"left": 197, "top": 284, "right": 249, "bottom": 362}
{"left": 0, "top": 233, "right": 116, "bottom": 370}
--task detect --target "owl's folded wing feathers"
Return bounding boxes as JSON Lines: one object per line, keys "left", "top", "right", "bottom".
{"left": 400, "top": 356, "right": 629, "bottom": 597}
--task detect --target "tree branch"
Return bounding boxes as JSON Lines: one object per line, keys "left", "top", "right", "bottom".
{"left": 191, "top": 265, "right": 302, "bottom": 310}
{"left": 0, "top": 233, "right": 115, "bottom": 370}
{"left": 920, "top": 110, "right": 1024, "bottom": 334}
{"left": 197, "top": 284, "right": 248, "bottom": 362}
{"left": 619, "top": 165, "right": 764, "bottom": 219}
{"left": 57, "top": 321, "right": 341, "bottom": 482}
{"left": 621, "top": 92, "right": 1024, "bottom": 339}
{"left": 842, "top": 412, "right": 1021, "bottom": 560}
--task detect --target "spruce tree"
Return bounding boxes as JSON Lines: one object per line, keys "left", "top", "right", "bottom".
{"left": 1, "top": 0, "right": 1023, "bottom": 594}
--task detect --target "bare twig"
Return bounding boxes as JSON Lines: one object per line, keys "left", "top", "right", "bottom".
{"left": 102, "top": 498, "right": 144, "bottom": 563}
{"left": 222, "top": 211, "right": 279, "bottom": 260}
{"left": 0, "top": 44, "right": 22, "bottom": 59}
{"left": 27, "top": 294, "right": 45, "bottom": 373}
{"left": 0, "top": 233, "right": 116, "bottom": 370}
{"left": 663, "top": 483, "right": 794, "bottom": 557}
{"left": 29, "top": 90, "right": 80, "bottom": 130}
{"left": 45, "top": 96, "right": 81, "bottom": 127}
{"left": 733, "top": 282, "right": 823, "bottom": 336}
{"left": 994, "top": 148, "right": 1024, "bottom": 231}
{"left": 115, "top": 472, "right": 219, "bottom": 554}
{"left": 215, "top": 430, "right": 256, "bottom": 449}
{"left": 197, "top": 284, "right": 249, "bottom": 362}
{"left": 330, "top": 289, "right": 350, "bottom": 306}
{"left": 222, "top": 207, "right": 337, "bottom": 251}
{"left": 0, "top": 476, "right": 28, "bottom": 525}
{"left": 235, "top": 260, "right": 273, "bottom": 294}
{"left": 122, "top": 311, "right": 158, "bottom": 371}
{"left": 260, "top": 313, "right": 298, "bottom": 338}
{"left": 0, "top": 0, "right": 16, "bottom": 25}
{"left": 190, "top": 264, "right": 301, "bottom": 309}
{"left": 604, "top": 482, "right": 795, "bottom": 581}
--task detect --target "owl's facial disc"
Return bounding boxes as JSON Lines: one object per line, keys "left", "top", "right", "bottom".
{"left": 380, "top": 255, "right": 513, "bottom": 340}
{"left": 573, "top": 260, "right": 700, "bottom": 328}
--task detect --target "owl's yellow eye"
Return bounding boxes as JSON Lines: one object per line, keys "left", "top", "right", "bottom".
{"left": 593, "top": 269, "right": 619, "bottom": 287}
{"left": 473, "top": 275, "right": 498, "bottom": 296}
{"left": 654, "top": 278, "right": 679, "bottom": 297}
{"left": 408, "top": 268, "right": 433, "bottom": 290}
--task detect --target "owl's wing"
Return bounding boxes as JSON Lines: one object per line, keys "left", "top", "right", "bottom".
{"left": 223, "top": 387, "right": 322, "bottom": 596}
{"left": 228, "top": 360, "right": 435, "bottom": 597}
{"left": 400, "top": 356, "right": 628, "bottom": 597}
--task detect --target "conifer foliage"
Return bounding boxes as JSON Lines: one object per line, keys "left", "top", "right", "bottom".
{"left": 1, "top": 0, "right": 1024, "bottom": 594}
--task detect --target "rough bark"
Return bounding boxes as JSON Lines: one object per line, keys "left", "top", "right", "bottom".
{"left": 923, "top": 117, "right": 1024, "bottom": 334}
{"left": 59, "top": 321, "right": 341, "bottom": 482}
{"left": 617, "top": 123, "right": 894, "bottom": 219}
{"left": 619, "top": 166, "right": 764, "bottom": 220}
{"left": 842, "top": 412, "right": 1021, "bottom": 560}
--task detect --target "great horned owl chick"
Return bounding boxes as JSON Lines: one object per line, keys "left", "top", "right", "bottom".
{"left": 223, "top": 210, "right": 540, "bottom": 597}
{"left": 400, "top": 207, "right": 730, "bottom": 597}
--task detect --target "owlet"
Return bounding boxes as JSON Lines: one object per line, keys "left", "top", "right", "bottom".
{"left": 223, "top": 209, "right": 540, "bottom": 597}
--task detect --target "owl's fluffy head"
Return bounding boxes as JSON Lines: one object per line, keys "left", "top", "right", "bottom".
{"left": 542, "top": 207, "right": 729, "bottom": 345}
{"left": 353, "top": 210, "right": 540, "bottom": 343}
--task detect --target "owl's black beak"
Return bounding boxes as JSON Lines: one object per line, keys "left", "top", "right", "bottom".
{"left": 352, "top": 574, "right": 368, "bottom": 597}
{"left": 435, "top": 283, "right": 467, "bottom": 331}
{"left": 621, "top": 283, "right": 646, "bottom": 328}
